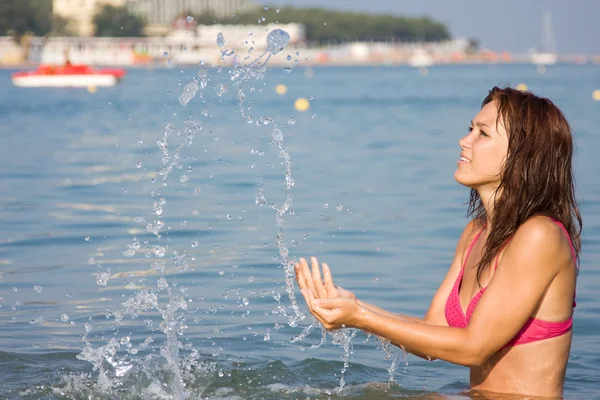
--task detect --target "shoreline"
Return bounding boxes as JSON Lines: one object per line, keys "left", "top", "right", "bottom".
{"left": 1, "top": 59, "right": 597, "bottom": 70}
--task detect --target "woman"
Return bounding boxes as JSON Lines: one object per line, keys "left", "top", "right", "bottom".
{"left": 295, "top": 86, "right": 582, "bottom": 398}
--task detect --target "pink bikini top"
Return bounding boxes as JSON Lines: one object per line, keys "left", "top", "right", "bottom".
{"left": 445, "top": 218, "right": 576, "bottom": 347}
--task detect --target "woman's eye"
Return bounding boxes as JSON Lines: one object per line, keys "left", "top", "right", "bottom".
{"left": 480, "top": 131, "right": 489, "bottom": 137}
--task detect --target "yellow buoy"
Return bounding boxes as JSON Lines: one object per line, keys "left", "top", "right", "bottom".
{"left": 275, "top": 84, "right": 287, "bottom": 95}
{"left": 515, "top": 83, "right": 528, "bottom": 91}
{"left": 87, "top": 85, "right": 97, "bottom": 93}
{"left": 592, "top": 89, "right": 600, "bottom": 101}
{"left": 294, "top": 97, "right": 310, "bottom": 111}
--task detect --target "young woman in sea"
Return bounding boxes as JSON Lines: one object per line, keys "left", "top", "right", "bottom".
{"left": 295, "top": 86, "right": 582, "bottom": 398}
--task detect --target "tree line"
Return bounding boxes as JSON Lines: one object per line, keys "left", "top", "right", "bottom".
{"left": 0, "top": 0, "right": 451, "bottom": 44}
{"left": 0, "top": 0, "right": 145, "bottom": 39}
{"left": 196, "top": 7, "right": 451, "bottom": 44}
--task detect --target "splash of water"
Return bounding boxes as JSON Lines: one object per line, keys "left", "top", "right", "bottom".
{"left": 216, "top": 29, "right": 305, "bottom": 327}
{"left": 76, "top": 26, "right": 404, "bottom": 398}
{"left": 76, "top": 28, "right": 298, "bottom": 398}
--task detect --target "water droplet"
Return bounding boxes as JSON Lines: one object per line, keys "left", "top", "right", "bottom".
{"left": 242, "top": 298, "right": 249, "bottom": 306}
{"left": 193, "top": 187, "right": 201, "bottom": 195}
{"left": 154, "top": 246, "right": 166, "bottom": 258}
{"left": 216, "top": 32, "right": 226, "bottom": 47}
{"left": 286, "top": 55, "right": 292, "bottom": 61}
{"left": 180, "top": 174, "right": 189, "bottom": 183}
{"left": 373, "top": 278, "right": 379, "bottom": 283}
{"left": 60, "top": 313, "right": 69, "bottom": 322}
{"left": 179, "top": 78, "right": 199, "bottom": 106}
{"left": 33, "top": 285, "right": 42, "bottom": 293}
{"left": 287, "top": 117, "right": 296, "bottom": 125}
{"left": 249, "top": 276, "right": 255, "bottom": 282}
{"left": 272, "top": 127, "right": 283, "bottom": 142}
{"left": 264, "top": 6, "right": 269, "bottom": 10}
{"left": 186, "top": 15, "right": 193, "bottom": 23}
{"left": 226, "top": 214, "right": 233, "bottom": 220}
{"left": 266, "top": 29, "right": 290, "bottom": 55}
{"left": 276, "top": 8, "right": 280, "bottom": 13}
{"left": 96, "top": 271, "right": 110, "bottom": 286}
{"left": 218, "top": 371, "right": 224, "bottom": 377}
{"left": 191, "top": 241, "right": 199, "bottom": 247}
{"left": 255, "top": 190, "right": 267, "bottom": 206}
{"left": 157, "top": 277, "right": 168, "bottom": 290}
{"left": 136, "top": 161, "right": 143, "bottom": 168}
{"left": 216, "top": 83, "right": 228, "bottom": 97}
{"left": 336, "top": 204, "right": 344, "bottom": 212}
{"left": 85, "top": 236, "right": 90, "bottom": 241}
{"left": 163, "top": 51, "right": 168, "bottom": 57}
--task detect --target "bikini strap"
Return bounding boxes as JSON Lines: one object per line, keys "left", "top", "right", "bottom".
{"left": 548, "top": 217, "right": 578, "bottom": 309}
{"left": 548, "top": 217, "right": 577, "bottom": 268}
{"left": 462, "top": 226, "right": 485, "bottom": 270}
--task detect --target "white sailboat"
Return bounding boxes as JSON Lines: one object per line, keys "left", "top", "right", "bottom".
{"left": 531, "top": 12, "right": 557, "bottom": 66}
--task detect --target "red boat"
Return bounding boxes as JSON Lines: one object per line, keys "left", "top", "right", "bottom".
{"left": 11, "top": 63, "right": 126, "bottom": 88}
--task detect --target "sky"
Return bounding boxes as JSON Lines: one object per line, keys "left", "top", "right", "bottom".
{"left": 259, "top": 0, "right": 600, "bottom": 55}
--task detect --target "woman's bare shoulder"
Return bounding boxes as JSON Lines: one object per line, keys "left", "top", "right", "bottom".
{"left": 505, "top": 216, "right": 571, "bottom": 272}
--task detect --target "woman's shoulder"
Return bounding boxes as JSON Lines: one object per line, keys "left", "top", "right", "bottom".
{"left": 514, "top": 216, "right": 567, "bottom": 245}
{"left": 505, "top": 216, "right": 573, "bottom": 269}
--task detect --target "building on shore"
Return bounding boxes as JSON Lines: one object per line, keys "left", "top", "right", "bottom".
{"left": 52, "top": 0, "right": 126, "bottom": 37}
{"left": 126, "top": 0, "right": 261, "bottom": 36}
{"left": 19, "top": 23, "right": 306, "bottom": 66}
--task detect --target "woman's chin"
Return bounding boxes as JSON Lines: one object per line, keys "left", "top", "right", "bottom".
{"left": 454, "top": 170, "right": 475, "bottom": 188}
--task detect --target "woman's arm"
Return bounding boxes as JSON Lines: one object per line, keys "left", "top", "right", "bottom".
{"left": 356, "top": 299, "right": 425, "bottom": 323}
{"left": 303, "top": 218, "right": 565, "bottom": 366}
{"left": 295, "top": 221, "right": 478, "bottom": 358}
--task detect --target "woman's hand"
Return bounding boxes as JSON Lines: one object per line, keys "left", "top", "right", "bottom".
{"left": 294, "top": 257, "right": 356, "bottom": 301}
{"left": 303, "top": 290, "right": 362, "bottom": 330}
{"left": 294, "top": 257, "right": 360, "bottom": 330}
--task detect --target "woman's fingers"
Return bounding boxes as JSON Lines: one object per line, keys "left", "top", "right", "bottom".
{"left": 295, "top": 261, "right": 305, "bottom": 288}
{"left": 298, "top": 258, "right": 317, "bottom": 297}
{"left": 322, "top": 263, "right": 337, "bottom": 298}
{"left": 295, "top": 259, "right": 308, "bottom": 290}
{"left": 311, "top": 257, "right": 327, "bottom": 298}
{"left": 305, "top": 289, "right": 330, "bottom": 325}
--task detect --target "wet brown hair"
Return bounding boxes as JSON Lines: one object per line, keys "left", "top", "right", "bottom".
{"left": 468, "top": 86, "right": 582, "bottom": 283}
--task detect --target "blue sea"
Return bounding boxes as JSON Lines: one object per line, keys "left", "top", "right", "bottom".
{"left": 0, "top": 62, "right": 598, "bottom": 399}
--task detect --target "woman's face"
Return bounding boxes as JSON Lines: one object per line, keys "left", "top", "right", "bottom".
{"left": 455, "top": 100, "right": 509, "bottom": 193}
